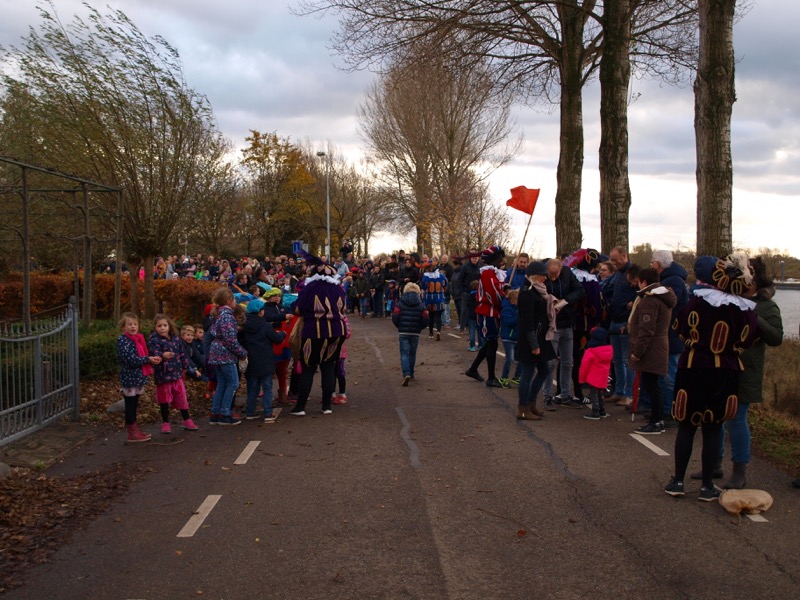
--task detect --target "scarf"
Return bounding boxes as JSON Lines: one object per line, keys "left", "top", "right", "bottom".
{"left": 532, "top": 281, "right": 557, "bottom": 341}
{"left": 125, "top": 332, "right": 153, "bottom": 376}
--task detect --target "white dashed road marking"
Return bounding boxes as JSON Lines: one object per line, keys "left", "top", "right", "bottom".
{"left": 177, "top": 495, "right": 221, "bottom": 538}
{"left": 234, "top": 441, "right": 261, "bottom": 465}
{"left": 746, "top": 513, "right": 768, "bottom": 523}
{"left": 448, "top": 333, "right": 460, "bottom": 339}
{"left": 629, "top": 433, "right": 670, "bottom": 456}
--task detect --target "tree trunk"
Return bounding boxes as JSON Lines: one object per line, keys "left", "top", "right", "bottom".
{"left": 415, "top": 194, "right": 433, "bottom": 255}
{"left": 555, "top": 6, "right": 586, "bottom": 256}
{"left": 695, "top": 0, "right": 736, "bottom": 257}
{"left": 598, "top": 0, "right": 632, "bottom": 254}
{"left": 129, "top": 258, "right": 141, "bottom": 317}
{"left": 142, "top": 255, "right": 156, "bottom": 319}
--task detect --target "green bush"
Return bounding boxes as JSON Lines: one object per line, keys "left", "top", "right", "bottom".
{"left": 79, "top": 319, "right": 120, "bottom": 380}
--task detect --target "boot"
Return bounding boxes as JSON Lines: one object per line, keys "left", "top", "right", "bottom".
{"left": 126, "top": 423, "right": 151, "bottom": 443}
{"left": 517, "top": 406, "right": 542, "bottom": 421}
{"left": 529, "top": 404, "right": 545, "bottom": 418}
{"left": 690, "top": 461, "right": 723, "bottom": 480}
{"left": 723, "top": 462, "right": 748, "bottom": 489}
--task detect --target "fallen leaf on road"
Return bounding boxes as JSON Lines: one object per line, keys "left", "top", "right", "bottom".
{"left": 271, "top": 520, "right": 280, "bottom": 525}
{"left": 203, "top": 459, "right": 211, "bottom": 466}
{"left": 517, "top": 529, "right": 526, "bottom": 538}
{"left": 175, "top": 550, "right": 183, "bottom": 556}
{"left": 255, "top": 538, "right": 260, "bottom": 542}
{"left": 221, "top": 467, "right": 230, "bottom": 471}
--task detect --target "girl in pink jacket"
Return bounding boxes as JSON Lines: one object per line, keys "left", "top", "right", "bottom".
{"left": 580, "top": 327, "right": 613, "bottom": 420}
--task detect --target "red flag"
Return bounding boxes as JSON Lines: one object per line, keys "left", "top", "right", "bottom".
{"left": 506, "top": 186, "right": 540, "bottom": 215}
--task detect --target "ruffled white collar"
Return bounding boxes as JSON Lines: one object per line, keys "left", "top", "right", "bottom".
{"left": 480, "top": 265, "right": 507, "bottom": 283}
{"left": 423, "top": 269, "right": 441, "bottom": 278}
{"left": 692, "top": 287, "right": 755, "bottom": 311}
{"left": 305, "top": 273, "right": 341, "bottom": 286}
{"left": 572, "top": 268, "right": 597, "bottom": 283}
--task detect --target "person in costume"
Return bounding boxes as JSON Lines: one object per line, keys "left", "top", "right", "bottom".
{"left": 664, "top": 254, "right": 759, "bottom": 502}
{"left": 465, "top": 245, "right": 507, "bottom": 388}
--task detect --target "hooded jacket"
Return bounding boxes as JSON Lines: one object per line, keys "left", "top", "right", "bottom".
{"left": 628, "top": 283, "right": 677, "bottom": 375}
{"left": 606, "top": 261, "right": 638, "bottom": 323}
{"left": 658, "top": 261, "right": 689, "bottom": 354}
{"left": 499, "top": 297, "right": 519, "bottom": 342}
{"left": 580, "top": 329, "right": 613, "bottom": 389}
{"left": 242, "top": 312, "right": 286, "bottom": 377}
{"left": 392, "top": 291, "right": 429, "bottom": 335}
{"left": 738, "top": 287, "right": 783, "bottom": 403}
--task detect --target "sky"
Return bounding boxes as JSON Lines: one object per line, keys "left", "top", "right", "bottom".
{"left": 1, "top": 0, "right": 798, "bottom": 258}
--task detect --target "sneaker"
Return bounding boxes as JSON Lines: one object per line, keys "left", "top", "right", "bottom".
{"left": 126, "top": 425, "right": 151, "bottom": 443}
{"left": 662, "top": 417, "right": 679, "bottom": 429}
{"left": 402, "top": 375, "right": 411, "bottom": 387}
{"left": 429, "top": 334, "right": 435, "bottom": 339}
{"left": 263, "top": 414, "right": 277, "bottom": 424}
{"left": 465, "top": 369, "right": 484, "bottom": 382}
{"left": 498, "top": 377, "right": 509, "bottom": 388}
{"left": 636, "top": 421, "right": 665, "bottom": 435}
{"left": 332, "top": 393, "right": 348, "bottom": 405}
{"left": 583, "top": 412, "right": 601, "bottom": 421}
{"left": 561, "top": 397, "right": 583, "bottom": 409}
{"left": 245, "top": 413, "right": 260, "bottom": 420}
{"left": 181, "top": 419, "right": 198, "bottom": 431}
{"left": 485, "top": 379, "right": 502, "bottom": 388}
{"left": 510, "top": 378, "right": 520, "bottom": 386}
{"left": 544, "top": 397, "right": 556, "bottom": 412}
{"left": 160, "top": 422, "right": 171, "bottom": 434}
{"left": 580, "top": 396, "right": 592, "bottom": 405}
{"left": 664, "top": 477, "right": 685, "bottom": 497}
{"left": 208, "top": 414, "right": 220, "bottom": 425}
{"left": 698, "top": 485, "right": 722, "bottom": 502}
{"left": 598, "top": 411, "right": 610, "bottom": 418}
{"left": 321, "top": 409, "right": 333, "bottom": 415}
{"left": 232, "top": 411, "right": 242, "bottom": 420}
{"left": 468, "top": 346, "right": 476, "bottom": 352}
{"left": 218, "top": 415, "right": 242, "bottom": 426}
{"left": 289, "top": 410, "right": 306, "bottom": 417}
{"left": 435, "top": 331, "right": 441, "bottom": 341}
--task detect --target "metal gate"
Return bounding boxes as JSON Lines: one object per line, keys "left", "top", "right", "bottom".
{"left": 0, "top": 298, "right": 80, "bottom": 447}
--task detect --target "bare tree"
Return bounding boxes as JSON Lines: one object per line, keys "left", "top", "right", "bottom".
{"left": 359, "top": 49, "right": 518, "bottom": 252}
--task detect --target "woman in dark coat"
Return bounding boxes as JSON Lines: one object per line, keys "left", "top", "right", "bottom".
{"left": 516, "top": 262, "right": 557, "bottom": 420}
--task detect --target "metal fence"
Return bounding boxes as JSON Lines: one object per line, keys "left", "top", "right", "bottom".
{"left": 0, "top": 298, "right": 80, "bottom": 447}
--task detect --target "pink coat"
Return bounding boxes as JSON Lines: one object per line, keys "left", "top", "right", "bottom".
{"left": 579, "top": 344, "right": 613, "bottom": 389}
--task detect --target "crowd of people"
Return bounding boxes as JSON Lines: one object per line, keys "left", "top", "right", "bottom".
{"left": 116, "top": 241, "right": 798, "bottom": 495}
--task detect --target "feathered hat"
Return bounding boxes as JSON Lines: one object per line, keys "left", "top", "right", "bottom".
{"left": 297, "top": 249, "right": 337, "bottom": 278}
{"left": 563, "top": 248, "right": 601, "bottom": 271}
{"left": 694, "top": 252, "right": 753, "bottom": 296}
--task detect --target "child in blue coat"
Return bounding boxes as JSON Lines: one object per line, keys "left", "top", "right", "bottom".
{"left": 499, "top": 290, "right": 523, "bottom": 387}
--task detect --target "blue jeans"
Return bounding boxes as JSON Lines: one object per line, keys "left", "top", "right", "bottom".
{"left": 211, "top": 363, "right": 239, "bottom": 417}
{"left": 468, "top": 319, "right": 484, "bottom": 349}
{"left": 443, "top": 300, "right": 451, "bottom": 326}
{"left": 543, "top": 327, "right": 574, "bottom": 398}
{"left": 246, "top": 372, "right": 274, "bottom": 417}
{"left": 399, "top": 335, "right": 419, "bottom": 377}
{"left": 518, "top": 359, "right": 552, "bottom": 407}
{"left": 360, "top": 297, "right": 369, "bottom": 317}
{"left": 609, "top": 321, "right": 634, "bottom": 398}
{"left": 720, "top": 402, "right": 751, "bottom": 464}
{"left": 501, "top": 340, "right": 522, "bottom": 380}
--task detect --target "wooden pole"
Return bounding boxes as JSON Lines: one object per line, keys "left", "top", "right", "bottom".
{"left": 506, "top": 208, "right": 536, "bottom": 288}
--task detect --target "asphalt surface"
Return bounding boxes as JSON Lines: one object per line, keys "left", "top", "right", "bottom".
{"left": 7, "top": 316, "right": 800, "bottom": 600}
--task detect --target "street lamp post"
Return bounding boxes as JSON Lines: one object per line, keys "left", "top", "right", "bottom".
{"left": 316, "top": 151, "right": 331, "bottom": 260}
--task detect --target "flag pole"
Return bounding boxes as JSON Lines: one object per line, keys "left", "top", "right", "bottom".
{"left": 507, "top": 207, "right": 536, "bottom": 288}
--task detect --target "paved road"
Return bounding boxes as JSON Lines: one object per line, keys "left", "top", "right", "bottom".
{"left": 8, "top": 317, "right": 800, "bottom": 599}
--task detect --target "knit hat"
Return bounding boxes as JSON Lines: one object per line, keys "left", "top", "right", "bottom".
{"left": 481, "top": 245, "right": 505, "bottom": 264}
{"left": 525, "top": 261, "right": 547, "bottom": 277}
{"left": 263, "top": 287, "right": 281, "bottom": 299}
{"left": 246, "top": 298, "right": 266, "bottom": 314}
{"left": 586, "top": 326, "right": 609, "bottom": 349}
{"left": 203, "top": 303, "right": 215, "bottom": 317}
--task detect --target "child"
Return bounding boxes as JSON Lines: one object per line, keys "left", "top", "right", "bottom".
{"left": 207, "top": 287, "right": 248, "bottom": 425}
{"left": 580, "top": 327, "right": 613, "bottom": 420}
{"left": 148, "top": 314, "right": 199, "bottom": 433}
{"left": 242, "top": 299, "right": 286, "bottom": 422}
{"left": 385, "top": 280, "right": 399, "bottom": 317}
{"left": 116, "top": 312, "right": 160, "bottom": 443}
{"left": 466, "top": 280, "right": 483, "bottom": 352}
{"left": 391, "top": 282, "right": 429, "bottom": 386}
{"left": 333, "top": 314, "right": 351, "bottom": 404}
{"left": 192, "top": 324, "right": 207, "bottom": 379}
{"left": 499, "top": 289, "right": 522, "bottom": 387}
{"left": 180, "top": 325, "right": 204, "bottom": 377}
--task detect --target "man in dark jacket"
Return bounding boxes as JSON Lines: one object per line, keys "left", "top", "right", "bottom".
{"left": 543, "top": 258, "right": 586, "bottom": 406}
{"left": 606, "top": 246, "right": 639, "bottom": 406}
{"left": 391, "top": 282, "right": 429, "bottom": 386}
{"left": 459, "top": 252, "right": 481, "bottom": 331}
{"left": 652, "top": 249, "right": 688, "bottom": 422}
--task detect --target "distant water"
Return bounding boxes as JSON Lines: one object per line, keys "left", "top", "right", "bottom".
{"left": 773, "top": 288, "right": 800, "bottom": 338}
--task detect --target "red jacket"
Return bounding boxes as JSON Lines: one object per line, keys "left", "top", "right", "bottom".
{"left": 475, "top": 266, "right": 506, "bottom": 318}
{"left": 579, "top": 344, "right": 613, "bottom": 389}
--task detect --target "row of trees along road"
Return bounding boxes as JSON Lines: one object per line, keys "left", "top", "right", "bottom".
{"left": 300, "top": 0, "right": 744, "bottom": 258}
{"left": 0, "top": 4, "right": 387, "bottom": 318}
